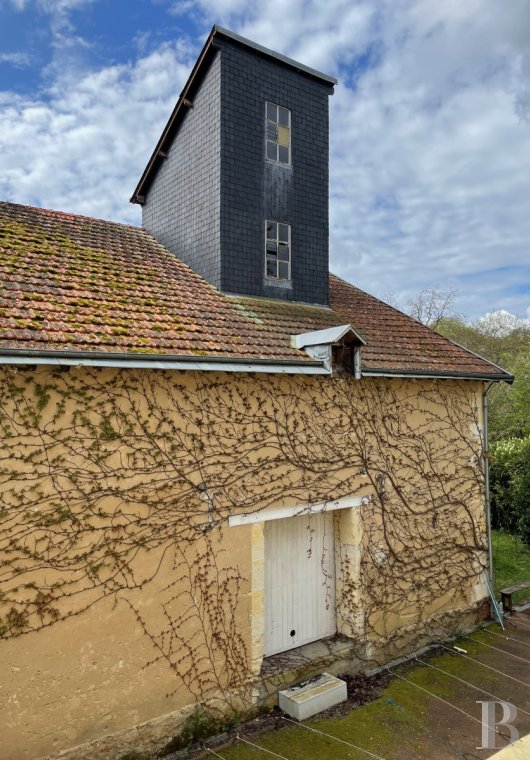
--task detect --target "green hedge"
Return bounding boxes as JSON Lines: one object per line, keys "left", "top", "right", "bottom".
{"left": 490, "top": 436, "right": 530, "bottom": 544}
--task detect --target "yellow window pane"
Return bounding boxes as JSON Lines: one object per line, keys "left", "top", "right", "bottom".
{"left": 278, "top": 125, "right": 290, "bottom": 147}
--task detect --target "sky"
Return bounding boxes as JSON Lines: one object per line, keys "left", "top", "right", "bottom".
{"left": 0, "top": 0, "right": 529, "bottom": 321}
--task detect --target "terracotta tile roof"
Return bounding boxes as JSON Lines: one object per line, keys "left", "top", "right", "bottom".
{"left": 328, "top": 275, "right": 512, "bottom": 377}
{"left": 0, "top": 201, "right": 308, "bottom": 361}
{"left": 0, "top": 201, "right": 511, "bottom": 379}
{"left": 229, "top": 286, "right": 511, "bottom": 379}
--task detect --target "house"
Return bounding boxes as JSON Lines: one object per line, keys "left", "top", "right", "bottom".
{"left": 0, "top": 26, "right": 512, "bottom": 760}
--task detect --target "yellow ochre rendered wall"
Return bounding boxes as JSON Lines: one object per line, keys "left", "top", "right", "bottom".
{"left": 0, "top": 367, "right": 488, "bottom": 759}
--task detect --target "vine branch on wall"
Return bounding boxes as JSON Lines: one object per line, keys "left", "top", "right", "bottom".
{"left": 0, "top": 366, "right": 487, "bottom": 698}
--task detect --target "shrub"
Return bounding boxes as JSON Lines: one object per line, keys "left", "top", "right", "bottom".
{"left": 490, "top": 436, "right": 530, "bottom": 544}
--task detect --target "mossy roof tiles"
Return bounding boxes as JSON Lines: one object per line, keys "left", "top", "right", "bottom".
{"left": 0, "top": 201, "right": 511, "bottom": 379}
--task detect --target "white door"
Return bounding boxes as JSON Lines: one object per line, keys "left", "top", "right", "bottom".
{"left": 264, "top": 512, "right": 336, "bottom": 656}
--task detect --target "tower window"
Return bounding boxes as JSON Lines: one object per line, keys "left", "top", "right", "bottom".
{"left": 265, "top": 102, "right": 291, "bottom": 165}
{"left": 265, "top": 221, "right": 291, "bottom": 280}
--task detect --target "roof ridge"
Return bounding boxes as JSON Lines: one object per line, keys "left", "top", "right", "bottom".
{"left": 212, "top": 26, "right": 337, "bottom": 85}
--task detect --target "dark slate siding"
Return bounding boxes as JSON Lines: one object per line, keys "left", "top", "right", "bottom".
{"left": 218, "top": 38, "right": 332, "bottom": 306}
{"left": 142, "top": 51, "right": 222, "bottom": 288}
{"left": 142, "top": 39, "right": 332, "bottom": 306}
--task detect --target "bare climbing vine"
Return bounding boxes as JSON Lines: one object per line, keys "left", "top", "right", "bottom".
{"left": 0, "top": 366, "right": 487, "bottom": 705}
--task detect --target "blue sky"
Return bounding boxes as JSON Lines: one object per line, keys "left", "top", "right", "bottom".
{"left": 1, "top": 0, "right": 530, "bottom": 321}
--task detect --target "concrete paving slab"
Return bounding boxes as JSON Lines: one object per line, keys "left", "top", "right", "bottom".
{"left": 491, "top": 734, "right": 530, "bottom": 758}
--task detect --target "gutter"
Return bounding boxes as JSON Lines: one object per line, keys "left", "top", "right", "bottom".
{"left": 362, "top": 369, "right": 514, "bottom": 383}
{"left": 0, "top": 348, "right": 329, "bottom": 375}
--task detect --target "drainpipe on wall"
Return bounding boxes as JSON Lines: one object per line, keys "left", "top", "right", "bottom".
{"left": 353, "top": 346, "right": 362, "bottom": 380}
{"left": 483, "top": 380, "right": 495, "bottom": 583}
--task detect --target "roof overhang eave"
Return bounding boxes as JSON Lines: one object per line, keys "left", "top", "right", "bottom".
{"left": 0, "top": 348, "right": 330, "bottom": 375}
{"left": 445, "top": 338, "right": 514, "bottom": 380}
{"left": 130, "top": 27, "right": 218, "bottom": 205}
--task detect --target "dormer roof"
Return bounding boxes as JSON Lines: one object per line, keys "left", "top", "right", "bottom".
{"left": 292, "top": 324, "right": 366, "bottom": 350}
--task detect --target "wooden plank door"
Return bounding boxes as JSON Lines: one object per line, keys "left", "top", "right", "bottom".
{"left": 264, "top": 512, "right": 336, "bottom": 656}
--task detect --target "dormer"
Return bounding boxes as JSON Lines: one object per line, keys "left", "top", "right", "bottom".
{"left": 292, "top": 324, "right": 366, "bottom": 375}
{"left": 131, "top": 27, "right": 336, "bottom": 306}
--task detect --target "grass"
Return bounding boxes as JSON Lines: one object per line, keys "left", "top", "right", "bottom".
{"left": 493, "top": 528, "right": 530, "bottom": 603}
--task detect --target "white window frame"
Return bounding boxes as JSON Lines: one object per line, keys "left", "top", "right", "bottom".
{"left": 265, "top": 220, "right": 291, "bottom": 281}
{"left": 265, "top": 101, "right": 291, "bottom": 166}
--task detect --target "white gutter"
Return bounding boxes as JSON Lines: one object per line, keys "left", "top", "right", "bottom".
{"left": 362, "top": 370, "right": 512, "bottom": 382}
{"left": 0, "top": 353, "right": 330, "bottom": 375}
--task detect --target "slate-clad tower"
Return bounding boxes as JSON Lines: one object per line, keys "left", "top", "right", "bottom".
{"left": 132, "top": 27, "right": 336, "bottom": 306}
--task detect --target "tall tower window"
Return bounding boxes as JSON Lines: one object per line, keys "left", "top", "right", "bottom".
{"left": 265, "top": 102, "right": 291, "bottom": 165}
{"left": 265, "top": 221, "right": 291, "bottom": 280}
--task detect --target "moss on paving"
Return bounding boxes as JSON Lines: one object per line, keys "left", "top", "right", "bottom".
{"left": 203, "top": 529, "right": 530, "bottom": 758}
{"left": 216, "top": 626, "right": 518, "bottom": 760}
{"left": 219, "top": 679, "right": 427, "bottom": 758}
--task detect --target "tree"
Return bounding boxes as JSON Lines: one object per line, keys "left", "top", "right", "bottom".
{"left": 490, "top": 436, "right": 530, "bottom": 544}
{"left": 383, "top": 285, "right": 461, "bottom": 328}
{"left": 406, "top": 286, "right": 461, "bottom": 329}
{"left": 437, "top": 312, "right": 530, "bottom": 440}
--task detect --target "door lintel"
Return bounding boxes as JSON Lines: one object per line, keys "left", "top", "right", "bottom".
{"left": 228, "top": 493, "right": 373, "bottom": 527}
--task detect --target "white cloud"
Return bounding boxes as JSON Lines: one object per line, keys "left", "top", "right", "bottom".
{"left": 0, "top": 52, "right": 31, "bottom": 67}
{"left": 2, "top": 0, "right": 95, "bottom": 19}
{"left": 1, "top": 0, "right": 530, "bottom": 318}
{"left": 2, "top": 0, "right": 100, "bottom": 82}
{"left": 2, "top": 0, "right": 31, "bottom": 8}
{"left": 4, "top": 0, "right": 94, "bottom": 12}
{"left": 322, "top": 0, "right": 530, "bottom": 319}
{"left": 0, "top": 41, "right": 193, "bottom": 222}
